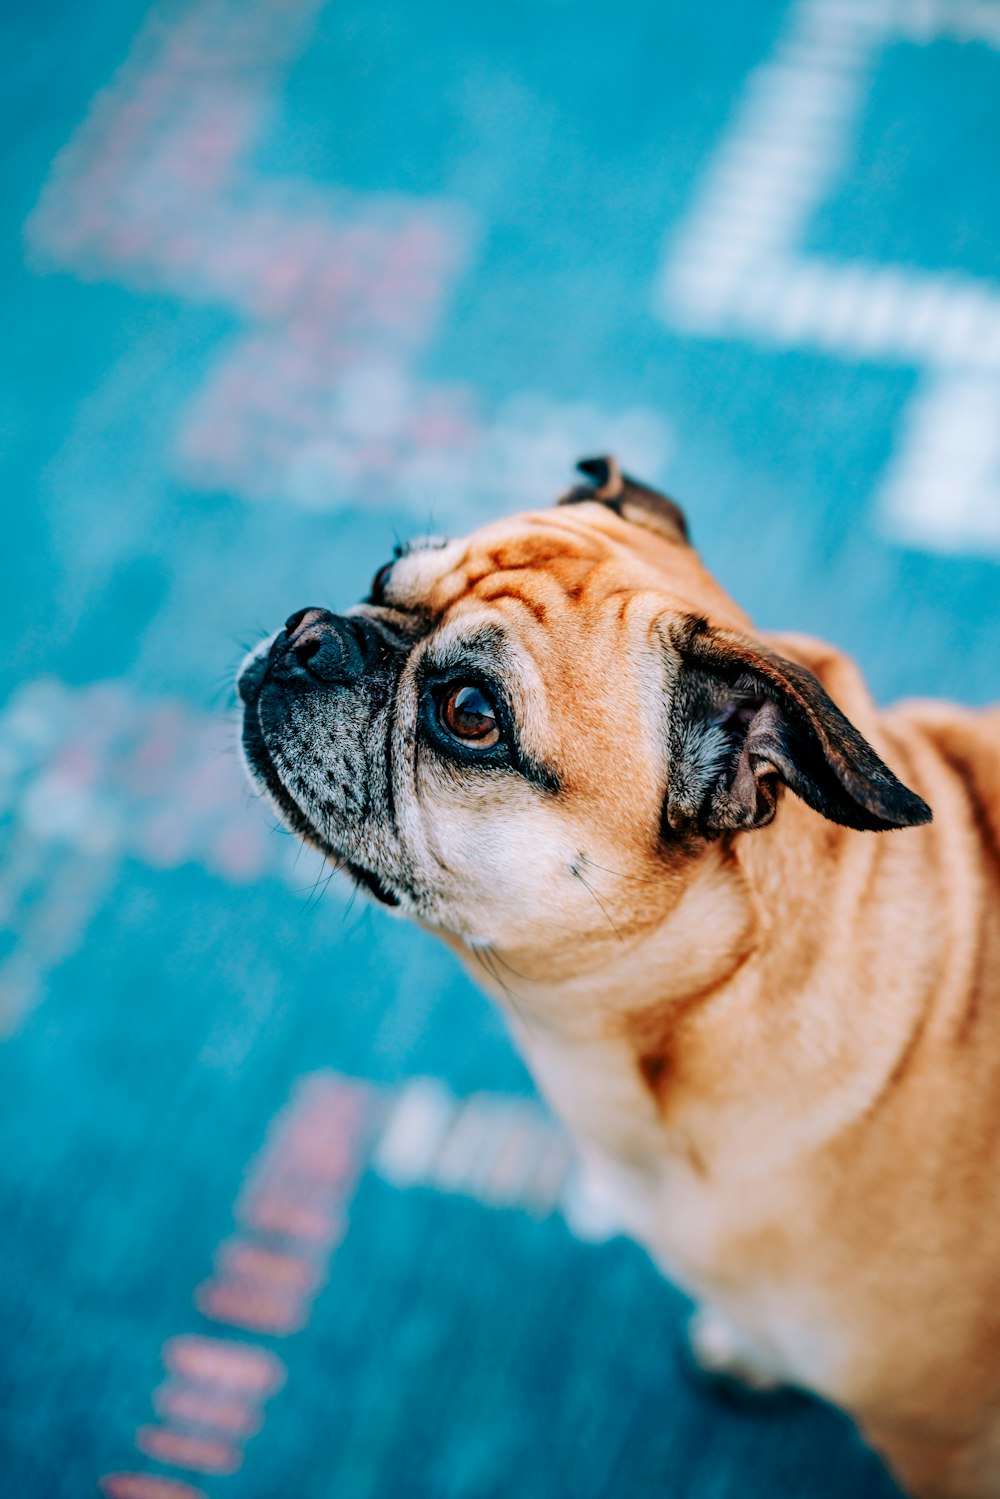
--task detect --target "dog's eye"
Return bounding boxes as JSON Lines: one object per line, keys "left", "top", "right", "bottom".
{"left": 369, "top": 560, "right": 395, "bottom": 603}
{"left": 438, "top": 684, "right": 500, "bottom": 747}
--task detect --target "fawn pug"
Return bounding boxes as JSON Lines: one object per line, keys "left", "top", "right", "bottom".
{"left": 239, "top": 458, "right": 1000, "bottom": 1498}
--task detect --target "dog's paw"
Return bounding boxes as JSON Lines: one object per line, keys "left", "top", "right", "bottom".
{"left": 684, "top": 1306, "right": 788, "bottom": 1397}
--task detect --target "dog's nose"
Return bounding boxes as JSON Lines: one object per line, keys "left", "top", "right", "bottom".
{"left": 271, "top": 607, "right": 373, "bottom": 687}
{"left": 284, "top": 606, "right": 319, "bottom": 636}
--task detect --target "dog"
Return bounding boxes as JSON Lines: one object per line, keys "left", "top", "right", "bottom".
{"left": 238, "top": 457, "right": 1000, "bottom": 1499}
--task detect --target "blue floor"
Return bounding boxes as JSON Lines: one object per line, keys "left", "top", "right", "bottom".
{"left": 2, "top": 0, "right": 998, "bottom": 1494}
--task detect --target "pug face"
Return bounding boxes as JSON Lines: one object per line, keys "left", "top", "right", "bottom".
{"left": 238, "top": 459, "right": 929, "bottom": 973}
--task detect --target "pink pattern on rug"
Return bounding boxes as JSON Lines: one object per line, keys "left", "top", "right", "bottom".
{"left": 100, "top": 1073, "right": 369, "bottom": 1491}
{"left": 27, "top": 0, "right": 472, "bottom": 511}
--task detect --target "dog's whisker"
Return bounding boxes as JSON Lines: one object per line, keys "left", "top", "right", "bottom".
{"left": 484, "top": 946, "right": 535, "bottom": 984}
{"left": 476, "top": 943, "right": 531, "bottom": 1027}
{"left": 342, "top": 880, "right": 362, "bottom": 921}
{"left": 298, "top": 860, "right": 335, "bottom": 912}
{"left": 571, "top": 864, "right": 625, "bottom": 943}
{"left": 342, "top": 898, "right": 373, "bottom": 939}
{"left": 578, "top": 852, "right": 662, "bottom": 886}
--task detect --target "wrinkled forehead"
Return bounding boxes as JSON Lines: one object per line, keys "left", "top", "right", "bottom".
{"left": 381, "top": 504, "right": 746, "bottom": 637}
{"left": 384, "top": 511, "right": 604, "bottom": 615}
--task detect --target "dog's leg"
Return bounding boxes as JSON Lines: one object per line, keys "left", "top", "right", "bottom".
{"left": 685, "top": 1305, "right": 788, "bottom": 1394}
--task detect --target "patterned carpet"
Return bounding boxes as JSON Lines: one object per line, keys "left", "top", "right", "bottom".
{"left": 3, "top": 0, "right": 999, "bottom": 1494}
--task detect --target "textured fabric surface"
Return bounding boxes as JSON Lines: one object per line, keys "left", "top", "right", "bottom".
{"left": 2, "top": 1, "right": 999, "bottom": 1494}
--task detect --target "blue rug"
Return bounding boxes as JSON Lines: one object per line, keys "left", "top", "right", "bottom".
{"left": 3, "top": 0, "right": 999, "bottom": 1493}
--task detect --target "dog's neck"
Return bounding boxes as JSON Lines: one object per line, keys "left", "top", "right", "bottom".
{"left": 468, "top": 801, "right": 890, "bottom": 1177}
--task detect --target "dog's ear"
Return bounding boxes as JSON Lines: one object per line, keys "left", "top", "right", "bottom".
{"left": 559, "top": 456, "right": 689, "bottom": 546}
{"left": 664, "top": 620, "right": 932, "bottom": 836}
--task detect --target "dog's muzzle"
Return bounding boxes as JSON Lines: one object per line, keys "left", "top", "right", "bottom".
{"left": 238, "top": 608, "right": 403, "bottom": 908}
{"left": 238, "top": 607, "right": 378, "bottom": 707}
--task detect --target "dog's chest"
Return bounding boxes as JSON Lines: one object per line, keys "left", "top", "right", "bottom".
{"left": 516, "top": 1025, "right": 749, "bottom": 1270}
{"left": 516, "top": 1022, "right": 850, "bottom": 1386}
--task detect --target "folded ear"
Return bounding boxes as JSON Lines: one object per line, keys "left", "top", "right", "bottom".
{"left": 664, "top": 619, "right": 932, "bottom": 836}
{"left": 559, "top": 455, "right": 689, "bottom": 546}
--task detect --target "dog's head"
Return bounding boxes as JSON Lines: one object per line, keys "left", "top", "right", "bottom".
{"left": 239, "top": 458, "right": 930, "bottom": 965}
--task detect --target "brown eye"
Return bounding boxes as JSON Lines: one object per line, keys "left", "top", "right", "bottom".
{"left": 439, "top": 684, "right": 500, "bottom": 746}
